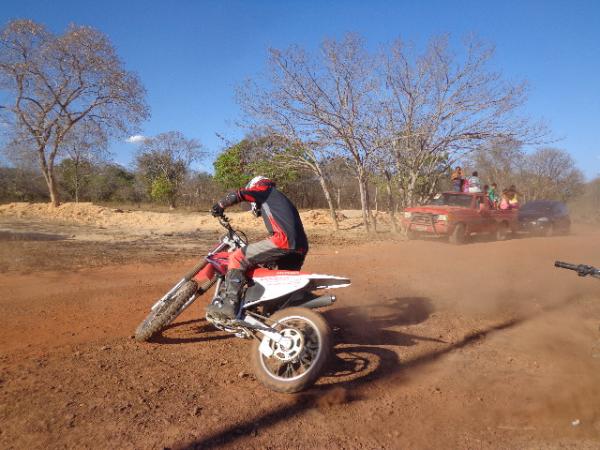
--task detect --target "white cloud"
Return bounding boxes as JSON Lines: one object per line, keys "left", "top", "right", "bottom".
{"left": 126, "top": 135, "right": 147, "bottom": 144}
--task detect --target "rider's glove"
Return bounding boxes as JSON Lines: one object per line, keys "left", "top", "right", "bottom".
{"left": 211, "top": 203, "right": 224, "bottom": 217}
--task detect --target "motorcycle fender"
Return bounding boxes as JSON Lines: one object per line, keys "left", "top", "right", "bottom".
{"left": 306, "top": 274, "right": 351, "bottom": 289}
{"left": 259, "top": 336, "right": 275, "bottom": 358}
{"left": 245, "top": 276, "right": 310, "bottom": 304}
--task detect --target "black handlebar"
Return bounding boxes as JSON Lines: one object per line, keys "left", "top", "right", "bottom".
{"left": 554, "top": 261, "right": 578, "bottom": 270}
{"left": 215, "top": 214, "right": 248, "bottom": 246}
{"left": 217, "top": 214, "right": 231, "bottom": 230}
{"left": 555, "top": 261, "right": 600, "bottom": 278}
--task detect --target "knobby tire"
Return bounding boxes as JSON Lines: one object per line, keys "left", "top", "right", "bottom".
{"left": 134, "top": 278, "right": 215, "bottom": 342}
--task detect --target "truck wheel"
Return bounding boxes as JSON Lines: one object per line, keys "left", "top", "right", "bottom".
{"left": 405, "top": 229, "right": 419, "bottom": 240}
{"left": 449, "top": 223, "right": 467, "bottom": 245}
{"left": 495, "top": 222, "right": 509, "bottom": 241}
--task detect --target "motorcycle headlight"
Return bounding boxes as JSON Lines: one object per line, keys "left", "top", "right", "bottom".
{"left": 404, "top": 211, "right": 412, "bottom": 219}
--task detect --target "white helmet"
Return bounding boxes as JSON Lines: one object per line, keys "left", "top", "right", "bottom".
{"left": 245, "top": 176, "right": 272, "bottom": 217}
{"left": 246, "top": 175, "right": 269, "bottom": 189}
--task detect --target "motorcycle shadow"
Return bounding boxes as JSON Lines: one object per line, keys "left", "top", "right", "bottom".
{"left": 150, "top": 318, "right": 234, "bottom": 345}
{"left": 324, "top": 296, "right": 442, "bottom": 348}
{"left": 319, "top": 296, "right": 444, "bottom": 385}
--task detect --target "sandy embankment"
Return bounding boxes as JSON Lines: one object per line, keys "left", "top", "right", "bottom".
{"left": 0, "top": 202, "right": 377, "bottom": 235}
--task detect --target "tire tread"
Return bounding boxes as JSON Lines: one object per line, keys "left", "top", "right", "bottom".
{"left": 250, "top": 307, "right": 331, "bottom": 393}
{"left": 134, "top": 280, "right": 199, "bottom": 342}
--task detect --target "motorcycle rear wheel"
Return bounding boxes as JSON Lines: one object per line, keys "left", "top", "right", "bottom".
{"left": 251, "top": 307, "right": 331, "bottom": 393}
{"left": 135, "top": 280, "right": 201, "bottom": 342}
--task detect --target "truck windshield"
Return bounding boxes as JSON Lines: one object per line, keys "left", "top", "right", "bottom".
{"left": 428, "top": 194, "right": 472, "bottom": 208}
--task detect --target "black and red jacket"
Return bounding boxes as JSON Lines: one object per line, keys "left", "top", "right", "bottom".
{"left": 219, "top": 180, "right": 308, "bottom": 253}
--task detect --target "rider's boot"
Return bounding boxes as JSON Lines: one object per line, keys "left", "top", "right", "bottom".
{"left": 206, "top": 269, "right": 247, "bottom": 319}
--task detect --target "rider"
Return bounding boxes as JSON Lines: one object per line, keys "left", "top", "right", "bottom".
{"left": 207, "top": 176, "right": 309, "bottom": 319}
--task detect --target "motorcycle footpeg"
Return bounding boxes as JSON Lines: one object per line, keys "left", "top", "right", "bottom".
{"left": 229, "top": 318, "right": 257, "bottom": 328}
{"left": 206, "top": 311, "right": 234, "bottom": 323}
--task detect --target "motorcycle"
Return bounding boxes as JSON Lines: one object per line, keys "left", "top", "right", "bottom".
{"left": 135, "top": 215, "right": 351, "bottom": 393}
{"left": 554, "top": 261, "right": 600, "bottom": 279}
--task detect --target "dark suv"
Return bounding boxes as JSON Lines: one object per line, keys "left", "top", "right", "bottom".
{"left": 518, "top": 200, "right": 571, "bottom": 236}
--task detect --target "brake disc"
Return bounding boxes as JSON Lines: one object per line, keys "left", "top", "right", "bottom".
{"left": 272, "top": 328, "right": 304, "bottom": 362}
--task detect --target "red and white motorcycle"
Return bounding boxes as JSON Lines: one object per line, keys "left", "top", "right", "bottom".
{"left": 135, "top": 215, "right": 350, "bottom": 393}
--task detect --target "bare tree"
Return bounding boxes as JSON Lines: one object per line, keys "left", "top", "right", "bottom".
{"left": 522, "top": 147, "right": 584, "bottom": 201}
{"left": 469, "top": 138, "right": 526, "bottom": 190}
{"left": 179, "top": 171, "right": 222, "bottom": 209}
{"left": 369, "top": 146, "right": 400, "bottom": 232}
{"left": 324, "top": 157, "right": 359, "bottom": 209}
{"left": 136, "top": 131, "right": 204, "bottom": 209}
{"left": 60, "top": 121, "right": 109, "bottom": 202}
{"left": 0, "top": 20, "right": 149, "bottom": 206}
{"left": 284, "top": 143, "right": 340, "bottom": 230}
{"left": 383, "top": 35, "right": 547, "bottom": 206}
{"left": 238, "top": 34, "right": 379, "bottom": 232}
{"left": 218, "top": 132, "right": 341, "bottom": 229}
{"left": 252, "top": 134, "right": 341, "bottom": 230}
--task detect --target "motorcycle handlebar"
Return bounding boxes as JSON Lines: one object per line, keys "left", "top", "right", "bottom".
{"left": 217, "top": 214, "right": 231, "bottom": 229}
{"left": 554, "top": 261, "right": 579, "bottom": 271}
{"left": 215, "top": 214, "right": 248, "bottom": 247}
{"left": 555, "top": 261, "right": 599, "bottom": 277}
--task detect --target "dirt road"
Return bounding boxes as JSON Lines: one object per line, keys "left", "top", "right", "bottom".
{"left": 1, "top": 224, "right": 600, "bottom": 449}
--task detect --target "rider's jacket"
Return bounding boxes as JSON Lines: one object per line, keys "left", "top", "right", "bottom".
{"left": 219, "top": 180, "right": 308, "bottom": 253}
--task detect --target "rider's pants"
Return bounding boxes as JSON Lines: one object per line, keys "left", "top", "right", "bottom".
{"left": 228, "top": 238, "right": 306, "bottom": 271}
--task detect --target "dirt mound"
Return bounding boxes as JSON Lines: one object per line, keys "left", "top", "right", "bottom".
{"left": 0, "top": 202, "right": 207, "bottom": 233}
{"left": 0, "top": 202, "right": 352, "bottom": 234}
{"left": 302, "top": 209, "right": 347, "bottom": 225}
{"left": 0, "top": 202, "right": 108, "bottom": 222}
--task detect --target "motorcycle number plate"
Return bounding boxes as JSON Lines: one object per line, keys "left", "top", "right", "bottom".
{"left": 259, "top": 337, "right": 274, "bottom": 358}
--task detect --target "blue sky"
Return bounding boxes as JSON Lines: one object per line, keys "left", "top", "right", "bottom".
{"left": 2, "top": 0, "right": 599, "bottom": 178}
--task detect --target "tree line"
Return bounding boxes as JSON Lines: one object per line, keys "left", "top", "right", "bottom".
{"left": 0, "top": 19, "right": 594, "bottom": 228}
{"left": 1, "top": 134, "right": 591, "bottom": 221}
{"left": 235, "top": 33, "right": 548, "bottom": 231}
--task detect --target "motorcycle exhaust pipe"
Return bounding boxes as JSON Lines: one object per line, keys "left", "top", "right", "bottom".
{"left": 298, "top": 294, "right": 336, "bottom": 309}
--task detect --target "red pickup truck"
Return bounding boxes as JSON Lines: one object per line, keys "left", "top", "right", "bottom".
{"left": 400, "top": 192, "right": 519, "bottom": 244}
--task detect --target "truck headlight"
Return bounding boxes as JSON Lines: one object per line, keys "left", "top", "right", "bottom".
{"left": 436, "top": 214, "right": 448, "bottom": 221}
{"left": 404, "top": 211, "right": 412, "bottom": 218}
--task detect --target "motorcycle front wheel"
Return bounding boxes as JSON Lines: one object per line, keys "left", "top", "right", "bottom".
{"left": 134, "top": 277, "right": 214, "bottom": 342}
{"left": 251, "top": 307, "right": 331, "bottom": 393}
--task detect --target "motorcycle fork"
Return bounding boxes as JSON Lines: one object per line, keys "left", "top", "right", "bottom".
{"left": 178, "top": 277, "right": 218, "bottom": 314}
{"left": 151, "top": 278, "right": 187, "bottom": 311}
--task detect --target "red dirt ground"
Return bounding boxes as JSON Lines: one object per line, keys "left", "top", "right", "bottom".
{"left": 1, "top": 228, "right": 600, "bottom": 449}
